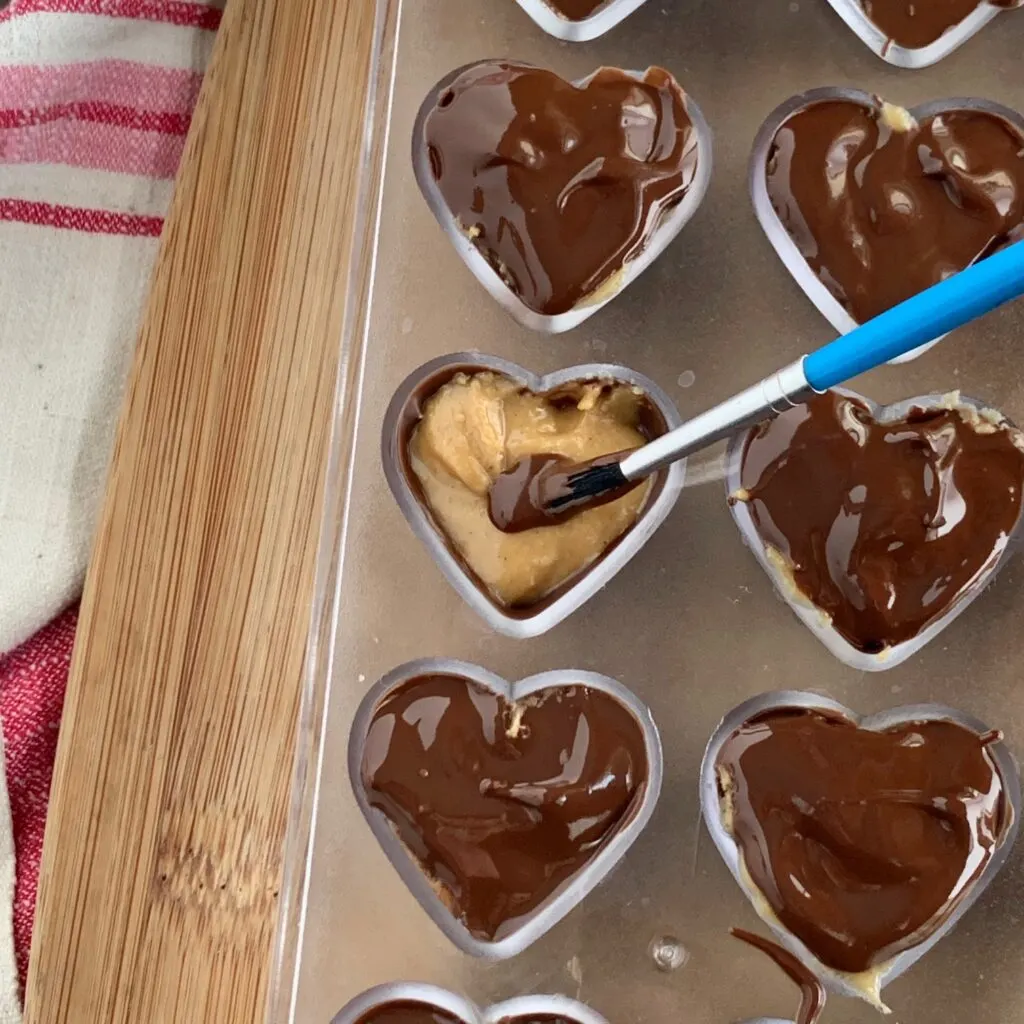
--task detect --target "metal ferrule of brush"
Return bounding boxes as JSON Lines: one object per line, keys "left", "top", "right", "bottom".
{"left": 618, "top": 358, "right": 815, "bottom": 481}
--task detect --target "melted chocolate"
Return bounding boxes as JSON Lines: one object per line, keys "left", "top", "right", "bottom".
{"left": 488, "top": 451, "right": 638, "bottom": 533}
{"left": 422, "top": 62, "right": 699, "bottom": 315}
{"left": 362, "top": 674, "right": 647, "bottom": 940}
{"left": 765, "top": 98, "right": 1024, "bottom": 323}
{"left": 717, "top": 708, "right": 1008, "bottom": 975}
{"left": 859, "top": 0, "right": 1021, "bottom": 48}
{"left": 355, "top": 1004, "right": 462, "bottom": 1024}
{"left": 355, "top": 1004, "right": 581, "bottom": 1024}
{"left": 739, "top": 392, "right": 1024, "bottom": 653}
{"left": 497, "top": 1018, "right": 579, "bottom": 1024}
{"left": 732, "top": 929, "right": 825, "bottom": 1024}
{"left": 545, "top": 0, "right": 606, "bottom": 17}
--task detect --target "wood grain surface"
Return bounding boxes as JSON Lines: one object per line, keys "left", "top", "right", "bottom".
{"left": 23, "top": 0, "right": 378, "bottom": 1019}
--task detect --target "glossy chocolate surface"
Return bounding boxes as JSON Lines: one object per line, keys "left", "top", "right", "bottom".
{"left": 362, "top": 674, "right": 647, "bottom": 940}
{"left": 422, "top": 61, "right": 699, "bottom": 315}
{"left": 765, "top": 98, "right": 1024, "bottom": 322}
{"left": 717, "top": 707, "right": 1008, "bottom": 975}
{"left": 738, "top": 392, "right": 1024, "bottom": 653}
{"left": 732, "top": 929, "right": 824, "bottom": 1024}
{"left": 355, "top": 1004, "right": 462, "bottom": 1024}
{"left": 859, "top": 0, "right": 1021, "bottom": 48}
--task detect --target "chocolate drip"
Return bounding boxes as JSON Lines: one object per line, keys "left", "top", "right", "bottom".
{"left": 362, "top": 675, "right": 647, "bottom": 940}
{"left": 738, "top": 392, "right": 1024, "bottom": 653}
{"left": 422, "top": 62, "right": 699, "bottom": 315}
{"left": 732, "top": 929, "right": 825, "bottom": 1024}
{"left": 717, "top": 708, "right": 1008, "bottom": 975}
{"left": 765, "top": 99, "right": 1024, "bottom": 323}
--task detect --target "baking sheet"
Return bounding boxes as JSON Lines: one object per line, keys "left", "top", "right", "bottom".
{"left": 270, "top": 2, "right": 1024, "bottom": 1021}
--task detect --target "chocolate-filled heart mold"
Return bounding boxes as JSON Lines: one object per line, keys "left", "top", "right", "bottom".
{"left": 515, "top": 0, "right": 652, "bottom": 41}
{"left": 701, "top": 691, "right": 1021, "bottom": 1009}
{"left": 349, "top": 660, "right": 662, "bottom": 959}
{"left": 825, "top": 0, "right": 1022, "bottom": 68}
{"left": 727, "top": 389, "right": 1024, "bottom": 670}
{"left": 750, "top": 88, "right": 1024, "bottom": 361}
{"left": 413, "top": 61, "right": 711, "bottom": 333}
{"left": 382, "top": 353, "right": 685, "bottom": 639}
{"left": 331, "top": 983, "right": 611, "bottom": 1024}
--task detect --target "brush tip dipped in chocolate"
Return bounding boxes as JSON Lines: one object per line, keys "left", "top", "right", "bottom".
{"left": 418, "top": 61, "right": 703, "bottom": 319}
{"left": 487, "top": 451, "right": 636, "bottom": 533}
{"left": 360, "top": 672, "right": 650, "bottom": 945}
{"left": 715, "top": 705, "right": 1012, "bottom": 983}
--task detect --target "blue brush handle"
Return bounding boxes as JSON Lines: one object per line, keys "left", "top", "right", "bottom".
{"left": 803, "top": 239, "right": 1024, "bottom": 392}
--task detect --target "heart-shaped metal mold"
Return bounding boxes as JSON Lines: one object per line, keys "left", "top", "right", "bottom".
{"left": 413, "top": 61, "right": 712, "bottom": 334}
{"left": 726, "top": 388, "right": 1024, "bottom": 671}
{"left": 515, "top": 0, "right": 651, "bottom": 41}
{"left": 349, "top": 659, "right": 663, "bottom": 959}
{"left": 825, "top": 0, "right": 1018, "bottom": 68}
{"left": 750, "top": 88, "right": 1024, "bottom": 363}
{"left": 330, "top": 982, "right": 610, "bottom": 1024}
{"left": 700, "top": 691, "right": 1021, "bottom": 1008}
{"left": 382, "top": 353, "right": 685, "bottom": 638}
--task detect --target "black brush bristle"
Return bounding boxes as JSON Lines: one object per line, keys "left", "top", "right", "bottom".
{"left": 547, "top": 461, "right": 628, "bottom": 511}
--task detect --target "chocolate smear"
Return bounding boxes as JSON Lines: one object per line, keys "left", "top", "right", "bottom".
{"left": 488, "top": 451, "right": 639, "bottom": 533}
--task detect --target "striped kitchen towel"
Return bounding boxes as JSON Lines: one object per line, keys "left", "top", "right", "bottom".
{"left": 0, "top": 0, "right": 221, "bottom": 655}
{"left": 0, "top": 0, "right": 223, "bottom": 1007}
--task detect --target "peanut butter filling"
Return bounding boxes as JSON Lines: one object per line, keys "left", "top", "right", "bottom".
{"left": 408, "top": 372, "right": 652, "bottom": 607}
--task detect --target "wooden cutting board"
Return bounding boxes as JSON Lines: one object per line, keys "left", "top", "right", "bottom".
{"left": 23, "top": 0, "right": 377, "bottom": 1019}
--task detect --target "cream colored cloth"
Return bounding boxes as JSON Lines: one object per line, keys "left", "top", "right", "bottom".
{"left": 0, "top": 3, "right": 219, "bottom": 653}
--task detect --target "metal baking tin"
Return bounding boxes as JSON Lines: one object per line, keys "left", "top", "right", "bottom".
{"left": 514, "top": 0, "right": 650, "bottom": 42}
{"left": 381, "top": 352, "right": 686, "bottom": 639}
{"left": 412, "top": 61, "right": 712, "bottom": 334}
{"left": 348, "top": 659, "right": 664, "bottom": 960}
{"left": 725, "top": 388, "right": 1024, "bottom": 672}
{"left": 749, "top": 87, "right": 1024, "bottom": 364}
{"left": 700, "top": 690, "right": 1022, "bottom": 1005}
{"left": 330, "top": 982, "right": 611, "bottom": 1024}
{"left": 825, "top": 0, "right": 1015, "bottom": 69}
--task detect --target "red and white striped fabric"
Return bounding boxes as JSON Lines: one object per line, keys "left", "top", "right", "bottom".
{"left": 0, "top": 0, "right": 221, "bottom": 1007}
